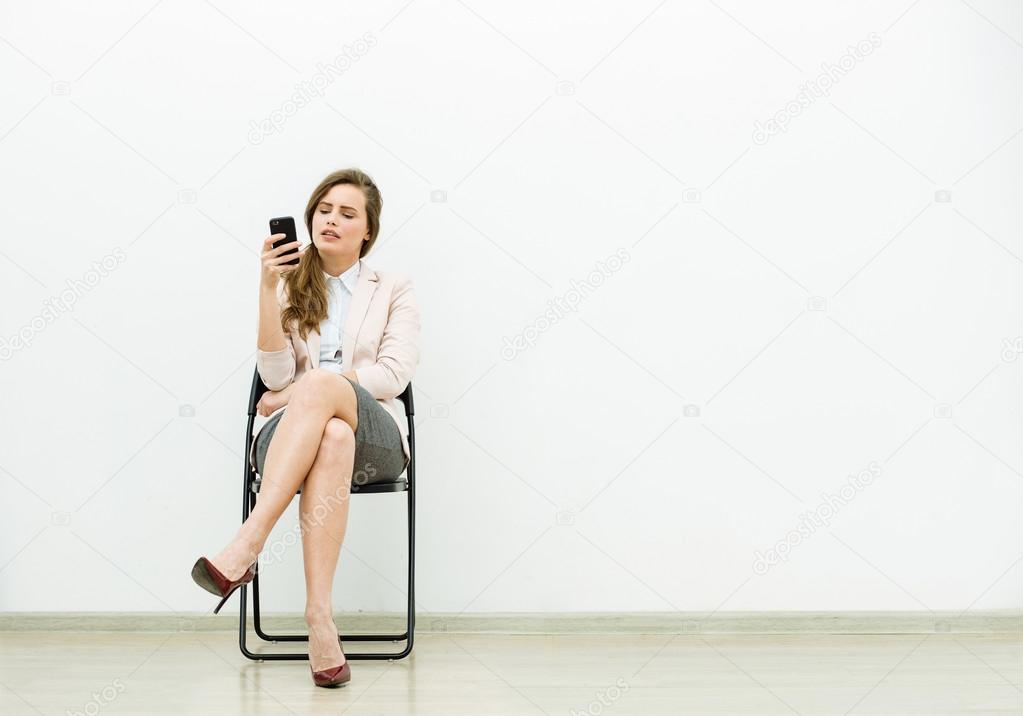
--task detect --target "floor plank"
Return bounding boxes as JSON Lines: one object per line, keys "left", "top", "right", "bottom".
{"left": 0, "top": 632, "right": 1021, "bottom": 714}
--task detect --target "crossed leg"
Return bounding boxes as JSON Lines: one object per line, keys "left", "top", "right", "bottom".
{"left": 208, "top": 368, "right": 361, "bottom": 668}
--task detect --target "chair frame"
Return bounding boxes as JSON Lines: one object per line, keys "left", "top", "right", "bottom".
{"left": 236, "top": 367, "right": 416, "bottom": 661}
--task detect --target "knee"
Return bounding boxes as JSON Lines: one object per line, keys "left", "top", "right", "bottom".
{"left": 320, "top": 418, "right": 355, "bottom": 456}
{"left": 292, "top": 368, "right": 337, "bottom": 406}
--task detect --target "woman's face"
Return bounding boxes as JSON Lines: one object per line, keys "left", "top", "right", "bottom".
{"left": 311, "top": 183, "right": 369, "bottom": 259}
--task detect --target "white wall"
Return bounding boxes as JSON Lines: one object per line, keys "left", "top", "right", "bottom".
{"left": 2, "top": 0, "right": 1022, "bottom": 616}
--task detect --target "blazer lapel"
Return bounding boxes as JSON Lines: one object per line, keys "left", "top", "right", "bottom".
{"left": 304, "top": 262, "right": 377, "bottom": 371}
{"left": 340, "top": 262, "right": 378, "bottom": 372}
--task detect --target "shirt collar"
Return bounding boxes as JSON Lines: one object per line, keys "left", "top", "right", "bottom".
{"left": 323, "top": 259, "right": 361, "bottom": 293}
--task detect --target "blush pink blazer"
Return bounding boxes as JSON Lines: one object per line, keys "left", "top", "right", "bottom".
{"left": 256, "top": 261, "right": 421, "bottom": 463}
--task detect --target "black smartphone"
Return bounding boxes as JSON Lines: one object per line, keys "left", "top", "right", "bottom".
{"left": 269, "top": 216, "right": 300, "bottom": 265}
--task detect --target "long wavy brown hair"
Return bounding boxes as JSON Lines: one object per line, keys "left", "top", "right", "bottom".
{"left": 280, "top": 168, "right": 383, "bottom": 341}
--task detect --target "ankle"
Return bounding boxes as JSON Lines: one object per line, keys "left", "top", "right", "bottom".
{"left": 234, "top": 529, "right": 264, "bottom": 560}
{"left": 304, "top": 607, "right": 335, "bottom": 625}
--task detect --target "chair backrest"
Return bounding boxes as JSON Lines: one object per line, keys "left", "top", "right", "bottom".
{"left": 247, "top": 369, "right": 270, "bottom": 417}
{"left": 248, "top": 367, "right": 413, "bottom": 420}
{"left": 397, "top": 381, "right": 414, "bottom": 418}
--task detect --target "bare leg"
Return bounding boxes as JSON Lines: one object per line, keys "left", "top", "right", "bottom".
{"left": 210, "top": 369, "right": 359, "bottom": 580}
{"left": 300, "top": 417, "right": 355, "bottom": 670}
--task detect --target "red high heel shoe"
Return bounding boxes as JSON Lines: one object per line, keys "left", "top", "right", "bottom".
{"left": 190, "top": 556, "right": 257, "bottom": 614}
{"left": 310, "top": 636, "right": 351, "bottom": 688}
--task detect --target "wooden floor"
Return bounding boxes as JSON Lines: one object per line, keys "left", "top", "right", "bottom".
{"left": 1, "top": 631, "right": 1021, "bottom": 714}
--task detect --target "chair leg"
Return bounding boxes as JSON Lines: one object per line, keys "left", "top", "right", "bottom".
{"left": 238, "top": 483, "right": 415, "bottom": 661}
{"left": 238, "top": 472, "right": 265, "bottom": 661}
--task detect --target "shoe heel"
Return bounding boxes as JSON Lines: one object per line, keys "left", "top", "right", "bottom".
{"left": 213, "top": 585, "right": 239, "bottom": 614}
{"left": 191, "top": 555, "right": 258, "bottom": 613}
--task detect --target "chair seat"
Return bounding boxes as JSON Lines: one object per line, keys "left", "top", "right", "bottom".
{"left": 249, "top": 476, "right": 408, "bottom": 494}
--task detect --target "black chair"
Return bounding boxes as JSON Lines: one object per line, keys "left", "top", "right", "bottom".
{"left": 236, "top": 367, "right": 416, "bottom": 661}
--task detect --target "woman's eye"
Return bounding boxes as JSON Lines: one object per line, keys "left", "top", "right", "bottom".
{"left": 343, "top": 214, "right": 355, "bottom": 219}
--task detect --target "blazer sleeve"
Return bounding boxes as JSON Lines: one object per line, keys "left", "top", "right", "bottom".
{"left": 256, "top": 280, "right": 297, "bottom": 391}
{"left": 354, "top": 274, "right": 421, "bottom": 401}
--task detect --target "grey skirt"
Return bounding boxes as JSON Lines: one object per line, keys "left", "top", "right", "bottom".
{"left": 250, "top": 376, "right": 409, "bottom": 486}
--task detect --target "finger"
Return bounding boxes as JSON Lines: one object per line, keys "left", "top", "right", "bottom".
{"left": 263, "top": 234, "right": 285, "bottom": 249}
{"left": 271, "top": 240, "right": 301, "bottom": 257}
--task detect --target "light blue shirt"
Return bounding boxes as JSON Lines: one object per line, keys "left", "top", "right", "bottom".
{"left": 318, "top": 259, "right": 361, "bottom": 374}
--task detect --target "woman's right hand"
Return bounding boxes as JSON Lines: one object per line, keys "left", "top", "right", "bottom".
{"left": 260, "top": 234, "right": 303, "bottom": 290}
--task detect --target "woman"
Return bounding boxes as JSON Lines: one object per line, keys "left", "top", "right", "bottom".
{"left": 190, "top": 168, "right": 420, "bottom": 688}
